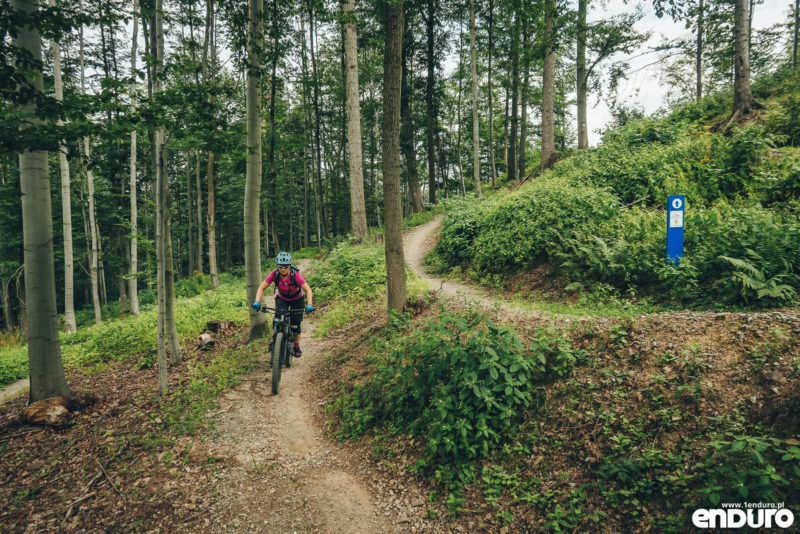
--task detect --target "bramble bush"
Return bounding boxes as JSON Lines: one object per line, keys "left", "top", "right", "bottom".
{"left": 304, "top": 241, "right": 387, "bottom": 302}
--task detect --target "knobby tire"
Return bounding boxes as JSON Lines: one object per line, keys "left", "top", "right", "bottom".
{"left": 272, "top": 331, "right": 284, "bottom": 395}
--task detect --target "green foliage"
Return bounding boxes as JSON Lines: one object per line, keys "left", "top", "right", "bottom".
{"left": 696, "top": 434, "right": 800, "bottom": 505}
{"left": 335, "top": 310, "right": 540, "bottom": 486}
{"left": 0, "top": 279, "right": 249, "bottom": 384}
{"left": 0, "top": 347, "right": 28, "bottom": 388}
{"left": 305, "top": 241, "right": 387, "bottom": 302}
{"left": 764, "top": 88, "right": 800, "bottom": 147}
{"left": 435, "top": 179, "right": 619, "bottom": 272}
{"left": 160, "top": 343, "right": 259, "bottom": 434}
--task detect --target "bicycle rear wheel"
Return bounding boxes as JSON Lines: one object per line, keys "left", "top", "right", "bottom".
{"left": 271, "top": 331, "right": 284, "bottom": 395}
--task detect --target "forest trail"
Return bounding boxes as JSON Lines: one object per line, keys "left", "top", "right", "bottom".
{"left": 403, "top": 218, "right": 494, "bottom": 305}
{"left": 203, "top": 265, "right": 401, "bottom": 533}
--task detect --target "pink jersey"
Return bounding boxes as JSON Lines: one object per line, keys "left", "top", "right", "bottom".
{"left": 264, "top": 269, "right": 306, "bottom": 301}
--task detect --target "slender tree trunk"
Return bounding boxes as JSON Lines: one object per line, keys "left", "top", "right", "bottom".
{"left": 79, "top": 11, "right": 102, "bottom": 324}
{"left": 15, "top": 0, "right": 71, "bottom": 401}
{"left": 696, "top": 0, "right": 703, "bottom": 101}
{"left": 576, "top": 0, "right": 588, "bottom": 149}
{"left": 300, "top": 9, "right": 311, "bottom": 246}
{"left": 50, "top": 0, "right": 77, "bottom": 333}
{"left": 470, "top": 0, "right": 481, "bottom": 197}
{"left": 519, "top": 12, "right": 529, "bottom": 179}
{"left": 246, "top": 0, "right": 267, "bottom": 341}
{"left": 541, "top": 0, "right": 557, "bottom": 170}
{"left": 401, "top": 30, "right": 425, "bottom": 213}
{"left": 308, "top": 3, "right": 327, "bottom": 241}
{"left": 503, "top": 88, "right": 509, "bottom": 168}
{"left": 794, "top": 0, "right": 798, "bottom": 73}
{"left": 456, "top": 20, "right": 465, "bottom": 196}
{"left": 488, "top": 0, "right": 496, "bottom": 188}
{"left": 164, "top": 195, "right": 181, "bottom": 365}
{"left": 425, "top": 0, "right": 437, "bottom": 203}
{"left": 206, "top": 152, "right": 219, "bottom": 287}
{"left": 383, "top": 0, "right": 406, "bottom": 312}
{"left": 128, "top": 0, "right": 140, "bottom": 315}
{"left": 268, "top": 0, "right": 278, "bottom": 255}
{"left": 508, "top": 0, "right": 520, "bottom": 182}
{"left": 153, "top": 0, "right": 169, "bottom": 394}
{"left": 728, "top": 0, "right": 761, "bottom": 126}
{"left": 344, "top": 0, "right": 368, "bottom": 239}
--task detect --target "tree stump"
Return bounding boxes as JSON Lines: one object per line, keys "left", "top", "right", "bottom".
{"left": 205, "top": 320, "right": 230, "bottom": 333}
{"left": 198, "top": 333, "right": 214, "bottom": 348}
{"left": 21, "top": 393, "right": 98, "bottom": 427}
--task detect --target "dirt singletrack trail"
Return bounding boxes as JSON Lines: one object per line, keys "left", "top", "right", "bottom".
{"left": 202, "top": 262, "right": 405, "bottom": 533}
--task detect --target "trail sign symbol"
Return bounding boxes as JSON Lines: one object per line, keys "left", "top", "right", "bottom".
{"left": 672, "top": 198, "right": 683, "bottom": 209}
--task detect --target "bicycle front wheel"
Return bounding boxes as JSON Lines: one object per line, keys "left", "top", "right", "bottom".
{"left": 271, "top": 331, "right": 284, "bottom": 395}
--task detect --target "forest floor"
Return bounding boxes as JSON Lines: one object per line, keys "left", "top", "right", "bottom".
{"left": 1, "top": 219, "right": 799, "bottom": 533}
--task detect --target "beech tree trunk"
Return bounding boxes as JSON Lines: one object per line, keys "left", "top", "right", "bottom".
{"left": 696, "top": 0, "right": 703, "bottom": 101}
{"left": 129, "top": 0, "right": 140, "bottom": 315}
{"left": 15, "top": 0, "right": 72, "bottom": 402}
{"left": 383, "top": 0, "right": 406, "bottom": 313}
{"left": 488, "top": 0, "right": 496, "bottom": 188}
{"left": 576, "top": 0, "right": 588, "bottom": 149}
{"left": 401, "top": 30, "right": 425, "bottom": 213}
{"left": 541, "top": 0, "right": 557, "bottom": 170}
{"left": 79, "top": 13, "right": 102, "bottom": 324}
{"left": 245, "top": 0, "right": 267, "bottom": 341}
{"left": 519, "top": 11, "right": 529, "bottom": 179}
{"left": 153, "top": 0, "right": 169, "bottom": 394}
{"left": 425, "top": 0, "right": 437, "bottom": 203}
{"left": 470, "top": 0, "right": 481, "bottom": 197}
{"left": 50, "top": 0, "right": 77, "bottom": 333}
{"left": 508, "top": 0, "right": 520, "bottom": 182}
{"left": 728, "top": 0, "right": 761, "bottom": 126}
{"left": 343, "top": 0, "right": 368, "bottom": 239}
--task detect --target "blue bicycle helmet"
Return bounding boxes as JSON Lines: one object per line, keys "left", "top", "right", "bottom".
{"left": 275, "top": 251, "right": 293, "bottom": 265}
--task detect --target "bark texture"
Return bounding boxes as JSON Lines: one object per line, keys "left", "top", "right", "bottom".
{"left": 15, "top": 0, "right": 71, "bottom": 402}
{"left": 343, "top": 0, "right": 368, "bottom": 239}
{"left": 245, "top": 0, "right": 267, "bottom": 341}
{"left": 383, "top": 0, "right": 407, "bottom": 313}
{"left": 541, "top": 0, "right": 557, "bottom": 170}
{"left": 469, "top": 0, "right": 481, "bottom": 197}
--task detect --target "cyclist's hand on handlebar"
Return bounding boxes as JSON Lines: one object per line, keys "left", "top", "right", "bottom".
{"left": 305, "top": 304, "right": 314, "bottom": 314}
{"left": 252, "top": 301, "right": 261, "bottom": 311}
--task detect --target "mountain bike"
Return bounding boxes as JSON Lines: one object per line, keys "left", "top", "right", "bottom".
{"left": 260, "top": 306, "right": 303, "bottom": 395}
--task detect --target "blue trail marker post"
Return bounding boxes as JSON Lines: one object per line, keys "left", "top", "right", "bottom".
{"left": 666, "top": 195, "right": 685, "bottom": 266}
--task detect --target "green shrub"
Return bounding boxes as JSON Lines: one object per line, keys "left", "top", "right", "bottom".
{"left": 0, "top": 347, "right": 28, "bottom": 387}
{"left": 763, "top": 86, "right": 800, "bottom": 146}
{"left": 468, "top": 179, "right": 619, "bottom": 270}
{"left": 756, "top": 150, "right": 800, "bottom": 204}
{"left": 305, "top": 241, "right": 387, "bottom": 302}
{"left": 335, "top": 310, "right": 540, "bottom": 485}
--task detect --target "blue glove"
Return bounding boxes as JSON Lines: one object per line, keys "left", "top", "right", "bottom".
{"left": 252, "top": 301, "right": 261, "bottom": 311}
{"left": 305, "top": 304, "right": 314, "bottom": 314}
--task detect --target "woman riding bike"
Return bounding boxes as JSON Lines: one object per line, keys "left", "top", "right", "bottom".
{"left": 252, "top": 252, "right": 314, "bottom": 357}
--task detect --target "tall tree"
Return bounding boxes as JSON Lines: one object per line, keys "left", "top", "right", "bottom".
{"left": 576, "top": 0, "right": 588, "bottom": 149}
{"left": 727, "top": 0, "right": 762, "bottom": 126}
{"left": 401, "top": 28, "right": 425, "bottom": 213}
{"left": 343, "top": 0, "right": 368, "bottom": 239}
{"left": 577, "top": 2, "right": 647, "bottom": 148}
{"left": 152, "top": 0, "right": 171, "bottom": 394}
{"left": 50, "top": 0, "right": 77, "bottom": 332}
{"left": 79, "top": 3, "right": 102, "bottom": 324}
{"left": 245, "top": 0, "right": 267, "bottom": 340}
{"left": 794, "top": 0, "right": 798, "bottom": 72}
{"left": 540, "top": 0, "right": 556, "bottom": 170}
{"left": 425, "top": 0, "right": 437, "bottom": 203}
{"left": 469, "top": 0, "right": 481, "bottom": 197}
{"left": 487, "top": 0, "right": 497, "bottom": 188}
{"left": 14, "top": 0, "right": 72, "bottom": 401}
{"left": 508, "top": 0, "right": 520, "bottom": 182}
{"left": 129, "top": 0, "right": 140, "bottom": 315}
{"left": 383, "top": 0, "right": 406, "bottom": 313}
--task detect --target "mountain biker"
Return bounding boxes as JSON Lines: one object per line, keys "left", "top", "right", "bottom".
{"left": 251, "top": 251, "right": 314, "bottom": 357}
